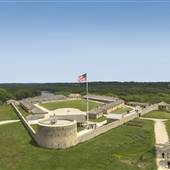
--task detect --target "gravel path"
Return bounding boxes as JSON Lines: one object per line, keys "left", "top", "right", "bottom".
{"left": 142, "top": 118, "right": 169, "bottom": 170}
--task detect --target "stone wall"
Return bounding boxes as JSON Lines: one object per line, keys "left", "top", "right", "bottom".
{"left": 78, "top": 104, "right": 159, "bottom": 144}
{"left": 78, "top": 113, "right": 137, "bottom": 144}
{"left": 11, "top": 103, "right": 36, "bottom": 140}
{"left": 141, "top": 104, "right": 158, "bottom": 115}
{"left": 106, "top": 103, "right": 125, "bottom": 114}
{"left": 35, "top": 122, "right": 77, "bottom": 149}
{"left": 11, "top": 102, "right": 159, "bottom": 149}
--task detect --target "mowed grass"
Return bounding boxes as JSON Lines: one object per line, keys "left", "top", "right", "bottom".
{"left": 89, "top": 116, "right": 106, "bottom": 122}
{"left": 111, "top": 106, "right": 132, "bottom": 114}
{"left": 41, "top": 100, "right": 100, "bottom": 111}
{"left": 0, "top": 104, "right": 18, "bottom": 121}
{"left": 0, "top": 119, "right": 156, "bottom": 170}
{"left": 143, "top": 110, "right": 170, "bottom": 119}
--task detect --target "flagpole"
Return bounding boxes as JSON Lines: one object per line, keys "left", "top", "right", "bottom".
{"left": 86, "top": 74, "right": 89, "bottom": 125}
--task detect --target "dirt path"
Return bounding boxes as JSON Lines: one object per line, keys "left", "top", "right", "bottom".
{"left": 0, "top": 120, "right": 20, "bottom": 125}
{"left": 142, "top": 118, "right": 169, "bottom": 170}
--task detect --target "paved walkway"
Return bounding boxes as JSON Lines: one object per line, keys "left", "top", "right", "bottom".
{"left": 0, "top": 120, "right": 20, "bottom": 125}
{"left": 142, "top": 118, "right": 169, "bottom": 170}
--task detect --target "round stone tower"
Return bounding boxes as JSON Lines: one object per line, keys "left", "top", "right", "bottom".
{"left": 35, "top": 119, "right": 77, "bottom": 149}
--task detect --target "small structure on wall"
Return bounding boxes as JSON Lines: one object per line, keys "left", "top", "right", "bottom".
{"left": 126, "top": 102, "right": 149, "bottom": 108}
{"left": 68, "top": 93, "right": 81, "bottom": 99}
{"left": 88, "top": 99, "right": 124, "bottom": 119}
{"left": 83, "top": 94, "right": 118, "bottom": 103}
{"left": 158, "top": 102, "right": 169, "bottom": 110}
{"left": 106, "top": 114, "right": 122, "bottom": 123}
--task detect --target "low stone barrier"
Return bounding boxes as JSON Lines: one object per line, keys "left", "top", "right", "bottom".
{"left": 11, "top": 102, "right": 160, "bottom": 148}
{"left": 78, "top": 120, "right": 122, "bottom": 143}
{"left": 141, "top": 104, "right": 158, "bottom": 115}
{"left": 78, "top": 104, "right": 159, "bottom": 144}
{"left": 11, "top": 103, "right": 36, "bottom": 141}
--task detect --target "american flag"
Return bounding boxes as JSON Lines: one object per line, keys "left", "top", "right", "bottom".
{"left": 78, "top": 73, "right": 87, "bottom": 82}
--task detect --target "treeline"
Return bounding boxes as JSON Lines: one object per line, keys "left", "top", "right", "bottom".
{"left": 0, "top": 82, "right": 170, "bottom": 103}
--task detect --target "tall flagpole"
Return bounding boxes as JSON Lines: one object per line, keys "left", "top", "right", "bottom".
{"left": 86, "top": 74, "right": 89, "bottom": 124}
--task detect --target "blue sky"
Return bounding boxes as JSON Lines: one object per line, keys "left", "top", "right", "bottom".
{"left": 0, "top": 0, "right": 170, "bottom": 83}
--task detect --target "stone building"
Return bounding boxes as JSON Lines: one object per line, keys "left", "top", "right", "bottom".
{"left": 35, "top": 119, "right": 77, "bottom": 149}
{"left": 68, "top": 93, "right": 81, "bottom": 99}
{"left": 88, "top": 100, "right": 124, "bottom": 119}
{"left": 84, "top": 94, "right": 118, "bottom": 103}
{"left": 126, "top": 102, "right": 149, "bottom": 108}
{"left": 158, "top": 102, "right": 169, "bottom": 110}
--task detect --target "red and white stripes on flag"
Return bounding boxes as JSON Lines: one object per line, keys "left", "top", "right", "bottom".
{"left": 78, "top": 73, "right": 87, "bottom": 82}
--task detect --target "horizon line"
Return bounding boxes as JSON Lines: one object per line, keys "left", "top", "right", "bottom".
{"left": 1, "top": 81, "right": 170, "bottom": 84}
{"left": 0, "top": 0, "right": 170, "bottom": 3}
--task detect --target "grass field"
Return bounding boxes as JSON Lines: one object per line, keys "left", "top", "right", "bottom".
{"left": 143, "top": 110, "right": 170, "bottom": 119}
{"left": 0, "top": 104, "right": 18, "bottom": 121}
{"left": 0, "top": 119, "right": 156, "bottom": 170}
{"left": 89, "top": 116, "right": 106, "bottom": 123}
{"left": 17, "top": 105, "right": 30, "bottom": 117}
{"left": 41, "top": 100, "right": 100, "bottom": 111}
{"left": 111, "top": 106, "right": 132, "bottom": 114}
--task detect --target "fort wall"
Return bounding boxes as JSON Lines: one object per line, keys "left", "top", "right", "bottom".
{"left": 11, "top": 102, "right": 159, "bottom": 149}
{"left": 78, "top": 104, "right": 158, "bottom": 144}
{"left": 11, "top": 103, "right": 36, "bottom": 140}
{"left": 35, "top": 120, "right": 77, "bottom": 149}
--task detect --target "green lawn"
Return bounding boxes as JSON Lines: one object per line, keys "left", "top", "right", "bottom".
{"left": 143, "top": 110, "right": 170, "bottom": 119}
{"left": 111, "top": 106, "right": 132, "bottom": 114}
{"left": 41, "top": 100, "right": 100, "bottom": 111}
{"left": 0, "top": 104, "right": 18, "bottom": 121}
{"left": 17, "top": 105, "right": 30, "bottom": 117}
{"left": 89, "top": 116, "right": 106, "bottom": 123}
{"left": 0, "top": 119, "right": 156, "bottom": 170}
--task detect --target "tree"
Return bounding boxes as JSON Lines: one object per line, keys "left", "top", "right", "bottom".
{"left": 0, "top": 88, "right": 13, "bottom": 102}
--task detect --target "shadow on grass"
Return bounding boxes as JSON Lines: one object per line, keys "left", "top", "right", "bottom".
{"left": 29, "top": 139, "right": 39, "bottom": 147}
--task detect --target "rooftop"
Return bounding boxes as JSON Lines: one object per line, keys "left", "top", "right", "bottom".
{"left": 89, "top": 100, "right": 124, "bottom": 115}
{"left": 84, "top": 94, "right": 118, "bottom": 102}
{"left": 38, "top": 119, "right": 76, "bottom": 127}
{"left": 106, "top": 114, "right": 122, "bottom": 120}
{"left": 159, "top": 101, "right": 168, "bottom": 106}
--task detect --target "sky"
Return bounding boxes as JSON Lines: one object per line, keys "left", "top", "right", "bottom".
{"left": 0, "top": 0, "right": 170, "bottom": 83}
